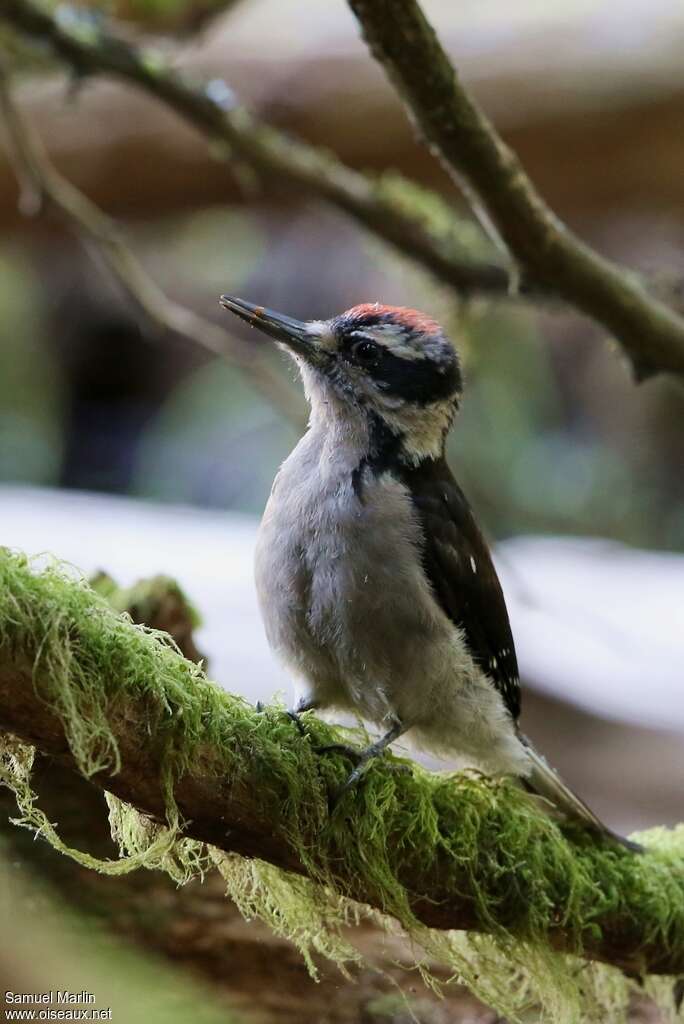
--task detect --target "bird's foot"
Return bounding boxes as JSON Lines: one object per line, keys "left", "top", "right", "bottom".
{"left": 332, "top": 751, "right": 380, "bottom": 805}
{"left": 286, "top": 707, "right": 309, "bottom": 738}
{"left": 321, "top": 720, "right": 407, "bottom": 809}
{"left": 314, "top": 741, "right": 365, "bottom": 764}
{"left": 254, "top": 700, "right": 316, "bottom": 738}
{"left": 317, "top": 741, "right": 410, "bottom": 773}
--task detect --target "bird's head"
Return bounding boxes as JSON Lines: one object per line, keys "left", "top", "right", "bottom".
{"left": 220, "top": 296, "right": 463, "bottom": 463}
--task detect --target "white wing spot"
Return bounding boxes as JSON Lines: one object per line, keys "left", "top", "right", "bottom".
{"left": 470, "top": 556, "right": 477, "bottom": 574}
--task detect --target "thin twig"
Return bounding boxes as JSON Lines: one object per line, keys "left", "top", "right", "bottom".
{"left": 0, "top": 0, "right": 511, "bottom": 300}
{"left": 347, "top": 0, "right": 684, "bottom": 381}
{"left": 140, "top": 0, "right": 250, "bottom": 39}
{"left": 4, "top": 2, "right": 684, "bottom": 380}
{"left": 0, "top": 61, "right": 306, "bottom": 428}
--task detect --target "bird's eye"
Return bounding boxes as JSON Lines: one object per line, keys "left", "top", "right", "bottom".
{"left": 350, "top": 339, "right": 380, "bottom": 367}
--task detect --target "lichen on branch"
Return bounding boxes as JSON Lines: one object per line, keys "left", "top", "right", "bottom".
{"left": 0, "top": 548, "right": 683, "bottom": 1021}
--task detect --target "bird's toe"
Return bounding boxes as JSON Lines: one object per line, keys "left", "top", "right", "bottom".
{"left": 314, "top": 741, "right": 365, "bottom": 764}
{"left": 328, "top": 763, "right": 370, "bottom": 810}
{"left": 286, "top": 708, "right": 310, "bottom": 737}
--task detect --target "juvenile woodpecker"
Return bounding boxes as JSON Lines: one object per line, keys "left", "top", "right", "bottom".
{"left": 220, "top": 294, "right": 639, "bottom": 851}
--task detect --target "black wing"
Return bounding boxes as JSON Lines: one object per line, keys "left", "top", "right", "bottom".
{"left": 397, "top": 456, "right": 521, "bottom": 719}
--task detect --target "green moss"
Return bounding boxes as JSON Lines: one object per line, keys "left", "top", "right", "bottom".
{"left": 0, "top": 548, "right": 683, "bottom": 1022}
{"left": 90, "top": 571, "right": 202, "bottom": 630}
{"left": 376, "top": 172, "right": 494, "bottom": 260}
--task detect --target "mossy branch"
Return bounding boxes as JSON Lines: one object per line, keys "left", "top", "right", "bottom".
{"left": 347, "top": 0, "right": 684, "bottom": 381}
{"left": 0, "top": 0, "right": 510, "bottom": 298}
{"left": 89, "top": 570, "right": 206, "bottom": 664}
{"left": 0, "top": 548, "right": 684, "bottom": 1010}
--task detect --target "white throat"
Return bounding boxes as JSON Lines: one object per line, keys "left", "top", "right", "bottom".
{"left": 297, "top": 361, "right": 455, "bottom": 469}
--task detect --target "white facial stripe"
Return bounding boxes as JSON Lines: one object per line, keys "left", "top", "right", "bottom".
{"left": 305, "top": 320, "right": 336, "bottom": 350}
{"left": 366, "top": 324, "right": 428, "bottom": 362}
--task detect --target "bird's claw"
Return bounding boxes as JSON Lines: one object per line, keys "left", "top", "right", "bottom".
{"left": 286, "top": 708, "right": 309, "bottom": 737}
{"left": 314, "top": 742, "right": 365, "bottom": 764}
{"left": 319, "top": 739, "right": 411, "bottom": 811}
{"left": 254, "top": 701, "right": 310, "bottom": 738}
{"left": 329, "top": 762, "right": 370, "bottom": 808}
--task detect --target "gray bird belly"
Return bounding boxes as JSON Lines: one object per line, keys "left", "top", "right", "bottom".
{"left": 254, "top": 442, "right": 527, "bottom": 776}
{"left": 255, "top": 461, "right": 444, "bottom": 723}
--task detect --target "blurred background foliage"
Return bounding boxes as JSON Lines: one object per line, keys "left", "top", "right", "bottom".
{"left": 1, "top": 0, "right": 683, "bottom": 550}
{"left": 1, "top": 208, "right": 682, "bottom": 545}
{"left": 1, "top": 0, "right": 683, "bottom": 552}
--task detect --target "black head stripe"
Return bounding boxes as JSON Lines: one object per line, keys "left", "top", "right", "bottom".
{"left": 336, "top": 320, "right": 462, "bottom": 404}
{"left": 351, "top": 413, "right": 404, "bottom": 500}
{"left": 371, "top": 347, "right": 462, "bottom": 403}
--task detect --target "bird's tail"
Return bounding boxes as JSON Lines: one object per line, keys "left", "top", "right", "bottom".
{"left": 517, "top": 732, "right": 642, "bottom": 853}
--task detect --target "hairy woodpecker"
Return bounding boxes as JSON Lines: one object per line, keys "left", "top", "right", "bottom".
{"left": 220, "top": 294, "right": 640, "bottom": 852}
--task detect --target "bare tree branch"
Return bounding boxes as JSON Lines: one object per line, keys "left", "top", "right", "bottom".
{"left": 346, "top": 1, "right": 684, "bottom": 378}
{"left": 4, "top": 1, "right": 684, "bottom": 381}
{"left": 346, "top": 0, "right": 684, "bottom": 381}
{"left": 0, "top": 61, "right": 306, "bottom": 429}
{"left": 0, "top": 0, "right": 511, "bottom": 300}
{"left": 3, "top": 0, "right": 684, "bottom": 381}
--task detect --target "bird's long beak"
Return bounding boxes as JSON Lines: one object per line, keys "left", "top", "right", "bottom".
{"left": 219, "top": 294, "right": 315, "bottom": 360}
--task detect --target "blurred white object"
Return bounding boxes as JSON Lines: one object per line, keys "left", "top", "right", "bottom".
{"left": 497, "top": 536, "right": 684, "bottom": 731}
{"left": 0, "top": 486, "right": 682, "bottom": 732}
{"left": 0, "top": 485, "right": 291, "bottom": 705}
